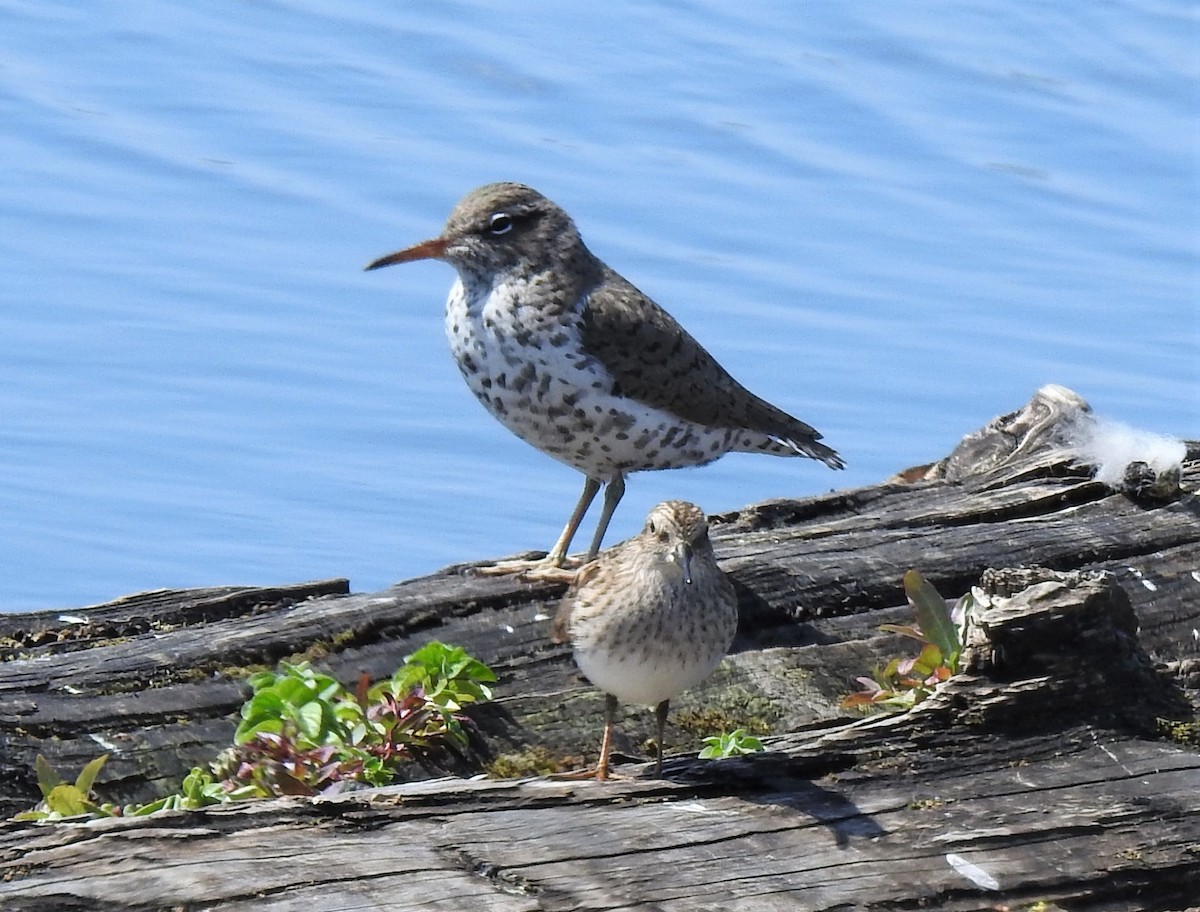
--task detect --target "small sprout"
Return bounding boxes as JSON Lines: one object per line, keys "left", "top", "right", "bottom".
{"left": 698, "top": 729, "right": 765, "bottom": 759}
{"left": 15, "top": 754, "right": 112, "bottom": 821}
{"left": 841, "top": 570, "right": 973, "bottom": 714}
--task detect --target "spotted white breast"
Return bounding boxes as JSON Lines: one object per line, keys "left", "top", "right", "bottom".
{"left": 443, "top": 277, "right": 736, "bottom": 479}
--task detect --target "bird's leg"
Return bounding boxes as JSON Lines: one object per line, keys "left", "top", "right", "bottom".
{"left": 584, "top": 472, "right": 626, "bottom": 561}
{"left": 548, "top": 475, "right": 604, "bottom": 566}
{"left": 549, "top": 693, "right": 628, "bottom": 781}
{"left": 653, "top": 699, "right": 669, "bottom": 778}
{"left": 596, "top": 693, "right": 618, "bottom": 781}
{"left": 476, "top": 476, "right": 602, "bottom": 581}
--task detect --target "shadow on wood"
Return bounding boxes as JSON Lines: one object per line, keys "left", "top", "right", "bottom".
{"left": 1, "top": 385, "right": 1197, "bottom": 910}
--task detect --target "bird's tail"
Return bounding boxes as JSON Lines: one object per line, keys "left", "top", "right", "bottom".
{"left": 736, "top": 432, "right": 845, "bottom": 469}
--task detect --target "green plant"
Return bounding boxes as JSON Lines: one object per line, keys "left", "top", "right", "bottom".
{"left": 15, "top": 754, "right": 109, "bottom": 821}
{"left": 15, "top": 754, "right": 248, "bottom": 821}
{"left": 1156, "top": 718, "right": 1200, "bottom": 747}
{"left": 841, "top": 570, "right": 972, "bottom": 713}
{"left": 698, "top": 729, "right": 765, "bottom": 759}
{"left": 227, "top": 642, "right": 495, "bottom": 796}
{"left": 386, "top": 641, "right": 495, "bottom": 716}
{"left": 128, "top": 766, "right": 260, "bottom": 813}
{"left": 15, "top": 641, "right": 496, "bottom": 820}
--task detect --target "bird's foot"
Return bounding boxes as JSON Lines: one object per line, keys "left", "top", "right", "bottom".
{"left": 473, "top": 554, "right": 585, "bottom": 584}
{"left": 548, "top": 764, "right": 630, "bottom": 781}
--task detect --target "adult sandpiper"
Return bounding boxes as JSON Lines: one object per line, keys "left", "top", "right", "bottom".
{"left": 367, "top": 183, "right": 842, "bottom": 578}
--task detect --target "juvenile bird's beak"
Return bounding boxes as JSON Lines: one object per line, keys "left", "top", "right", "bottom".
{"left": 365, "top": 237, "right": 449, "bottom": 271}
{"left": 672, "top": 542, "right": 695, "bottom": 585}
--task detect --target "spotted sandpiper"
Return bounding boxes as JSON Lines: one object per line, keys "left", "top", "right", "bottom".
{"left": 367, "top": 183, "right": 843, "bottom": 578}
{"left": 551, "top": 500, "right": 739, "bottom": 779}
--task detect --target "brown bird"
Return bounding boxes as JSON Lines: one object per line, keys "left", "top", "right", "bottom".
{"left": 367, "top": 183, "right": 842, "bottom": 578}
{"left": 551, "top": 500, "right": 739, "bottom": 779}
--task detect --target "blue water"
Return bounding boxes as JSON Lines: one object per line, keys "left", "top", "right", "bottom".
{"left": 1, "top": 1, "right": 1196, "bottom": 611}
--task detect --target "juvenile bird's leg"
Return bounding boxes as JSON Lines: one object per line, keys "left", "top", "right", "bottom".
{"left": 653, "top": 699, "right": 670, "bottom": 778}
{"left": 596, "top": 693, "right": 619, "bottom": 780}
{"left": 549, "top": 692, "right": 622, "bottom": 781}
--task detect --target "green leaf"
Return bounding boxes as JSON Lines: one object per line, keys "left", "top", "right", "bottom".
{"left": 908, "top": 643, "right": 946, "bottom": 679}
{"left": 45, "top": 784, "right": 91, "bottom": 817}
{"left": 234, "top": 717, "right": 284, "bottom": 743}
{"left": 295, "top": 700, "right": 326, "bottom": 741}
{"left": 130, "top": 796, "right": 173, "bottom": 815}
{"left": 275, "top": 676, "right": 316, "bottom": 707}
{"left": 903, "top": 570, "right": 960, "bottom": 662}
{"left": 33, "top": 755, "right": 62, "bottom": 799}
{"left": 73, "top": 754, "right": 109, "bottom": 795}
{"left": 698, "top": 729, "right": 765, "bottom": 759}
{"left": 180, "top": 766, "right": 217, "bottom": 801}
{"left": 247, "top": 669, "right": 281, "bottom": 691}
{"left": 311, "top": 675, "right": 345, "bottom": 703}
{"left": 242, "top": 690, "right": 286, "bottom": 722}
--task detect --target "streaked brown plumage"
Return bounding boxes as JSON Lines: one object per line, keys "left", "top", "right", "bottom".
{"left": 552, "top": 500, "right": 738, "bottom": 779}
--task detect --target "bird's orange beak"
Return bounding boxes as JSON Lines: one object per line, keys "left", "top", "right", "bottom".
{"left": 364, "top": 237, "right": 449, "bottom": 271}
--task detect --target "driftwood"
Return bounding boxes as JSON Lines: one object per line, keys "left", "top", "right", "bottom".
{"left": 0, "top": 385, "right": 1197, "bottom": 910}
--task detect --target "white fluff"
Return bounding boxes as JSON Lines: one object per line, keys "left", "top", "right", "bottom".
{"left": 1062, "top": 413, "right": 1186, "bottom": 486}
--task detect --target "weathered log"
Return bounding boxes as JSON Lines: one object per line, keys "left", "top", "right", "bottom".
{"left": 0, "top": 386, "right": 1197, "bottom": 909}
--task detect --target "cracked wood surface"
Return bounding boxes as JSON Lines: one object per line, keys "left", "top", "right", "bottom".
{"left": 0, "top": 387, "right": 1197, "bottom": 910}
{"left": 2, "top": 723, "right": 1197, "bottom": 910}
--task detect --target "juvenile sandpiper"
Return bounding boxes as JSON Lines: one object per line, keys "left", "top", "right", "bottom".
{"left": 551, "top": 500, "right": 739, "bottom": 779}
{"left": 367, "top": 182, "right": 843, "bottom": 578}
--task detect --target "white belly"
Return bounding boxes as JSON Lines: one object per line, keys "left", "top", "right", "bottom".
{"left": 444, "top": 278, "right": 734, "bottom": 477}
{"left": 574, "top": 643, "right": 728, "bottom": 708}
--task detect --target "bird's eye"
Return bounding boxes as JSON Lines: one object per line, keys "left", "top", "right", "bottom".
{"left": 647, "top": 518, "right": 658, "bottom": 535}
{"left": 488, "top": 212, "right": 514, "bottom": 236}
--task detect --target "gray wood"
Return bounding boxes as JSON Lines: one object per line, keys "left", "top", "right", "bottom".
{"left": 0, "top": 386, "right": 1197, "bottom": 909}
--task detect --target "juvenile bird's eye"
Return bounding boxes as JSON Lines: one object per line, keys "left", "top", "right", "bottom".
{"left": 488, "top": 212, "right": 514, "bottom": 235}
{"left": 646, "top": 519, "right": 658, "bottom": 534}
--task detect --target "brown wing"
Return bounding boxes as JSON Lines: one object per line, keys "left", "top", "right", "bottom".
{"left": 549, "top": 598, "right": 572, "bottom": 645}
{"left": 550, "top": 560, "right": 601, "bottom": 644}
{"left": 581, "top": 267, "right": 839, "bottom": 463}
